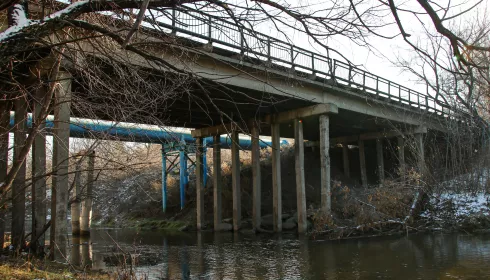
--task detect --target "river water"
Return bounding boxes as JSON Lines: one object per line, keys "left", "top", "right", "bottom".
{"left": 70, "top": 229, "right": 490, "bottom": 279}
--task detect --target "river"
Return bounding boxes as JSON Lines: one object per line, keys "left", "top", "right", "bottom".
{"left": 69, "top": 229, "right": 490, "bottom": 279}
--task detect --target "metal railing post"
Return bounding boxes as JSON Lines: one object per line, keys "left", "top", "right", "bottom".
{"left": 208, "top": 15, "right": 212, "bottom": 42}
{"left": 311, "top": 53, "right": 315, "bottom": 72}
{"left": 331, "top": 59, "right": 336, "bottom": 80}
{"left": 348, "top": 65, "right": 352, "bottom": 86}
{"left": 171, "top": 9, "right": 176, "bottom": 31}
{"left": 363, "top": 72, "right": 366, "bottom": 91}
{"left": 425, "top": 96, "right": 429, "bottom": 111}
{"left": 267, "top": 38, "right": 271, "bottom": 63}
{"left": 290, "top": 45, "right": 294, "bottom": 68}
{"left": 376, "top": 76, "right": 379, "bottom": 96}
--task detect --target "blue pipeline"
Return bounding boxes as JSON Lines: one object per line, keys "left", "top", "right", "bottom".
{"left": 9, "top": 112, "right": 288, "bottom": 149}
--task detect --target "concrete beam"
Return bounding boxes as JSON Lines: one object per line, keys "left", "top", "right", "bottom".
{"left": 191, "top": 123, "right": 238, "bottom": 138}
{"left": 376, "top": 139, "right": 385, "bottom": 185}
{"left": 213, "top": 135, "right": 222, "bottom": 231}
{"left": 191, "top": 104, "right": 338, "bottom": 138}
{"left": 271, "top": 122, "right": 282, "bottom": 232}
{"left": 359, "top": 140, "right": 368, "bottom": 189}
{"left": 342, "top": 145, "right": 350, "bottom": 178}
{"left": 231, "top": 131, "right": 241, "bottom": 231}
{"left": 315, "top": 126, "right": 430, "bottom": 146}
{"left": 251, "top": 123, "right": 261, "bottom": 230}
{"left": 294, "top": 119, "right": 307, "bottom": 233}
{"left": 196, "top": 137, "right": 205, "bottom": 230}
{"left": 319, "top": 115, "right": 331, "bottom": 213}
{"left": 264, "top": 104, "right": 338, "bottom": 124}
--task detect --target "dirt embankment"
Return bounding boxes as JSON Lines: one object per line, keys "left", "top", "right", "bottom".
{"left": 92, "top": 146, "right": 490, "bottom": 238}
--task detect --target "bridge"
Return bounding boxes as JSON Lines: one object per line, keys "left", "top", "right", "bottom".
{"left": 1, "top": 5, "right": 469, "bottom": 258}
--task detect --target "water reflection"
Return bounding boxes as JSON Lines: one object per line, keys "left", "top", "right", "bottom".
{"left": 71, "top": 229, "right": 490, "bottom": 280}
{"left": 69, "top": 236, "right": 92, "bottom": 269}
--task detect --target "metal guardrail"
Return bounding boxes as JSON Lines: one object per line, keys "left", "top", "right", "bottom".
{"left": 151, "top": 8, "right": 465, "bottom": 119}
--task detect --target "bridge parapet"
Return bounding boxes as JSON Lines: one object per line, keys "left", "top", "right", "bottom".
{"left": 149, "top": 7, "right": 468, "bottom": 120}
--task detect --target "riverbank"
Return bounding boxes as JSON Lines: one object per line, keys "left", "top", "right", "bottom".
{"left": 0, "top": 257, "right": 109, "bottom": 280}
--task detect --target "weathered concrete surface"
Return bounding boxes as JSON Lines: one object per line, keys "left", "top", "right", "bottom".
{"left": 295, "top": 119, "right": 307, "bottom": 233}
{"left": 196, "top": 137, "right": 204, "bottom": 230}
{"left": 359, "top": 140, "right": 368, "bottom": 188}
{"left": 251, "top": 123, "right": 261, "bottom": 230}
{"left": 271, "top": 123, "right": 282, "bottom": 232}
{"left": 52, "top": 71, "right": 72, "bottom": 259}
{"left": 319, "top": 114, "right": 331, "bottom": 213}
{"left": 213, "top": 135, "right": 222, "bottom": 231}
{"left": 376, "top": 139, "right": 385, "bottom": 185}
{"left": 80, "top": 151, "right": 95, "bottom": 236}
{"left": 231, "top": 131, "right": 241, "bottom": 231}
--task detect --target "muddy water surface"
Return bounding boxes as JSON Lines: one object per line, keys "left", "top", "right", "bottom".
{"left": 70, "top": 229, "right": 490, "bottom": 279}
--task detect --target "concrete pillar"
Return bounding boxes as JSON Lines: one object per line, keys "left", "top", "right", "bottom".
{"left": 397, "top": 136, "right": 405, "bottom": 179}
{"left": 376, "top": 139, "right": 385, "bottom": 185}
{"left": 231, "top": 131, "right": 241, "bottom": 231}
{"left": 359, "top": 140, "right": 368, "bottom": 188}
{"left": 32, "top": 87, "right": 47, "bottom": 250}
{"left": 294, "top": 119, "right": 307, "bottom": 233}
{"left": 319, "top": 115, "right": 331, "bottom": 213}
{"left": 342, "top": 145, "right": 350, "bottom": 178}
{"left": 213, "top": 135, "right": 222, "bottom": 231}
{"left": 80, "top": 151, "right": 95, "bottom": 236}
{"left": 70, "top": 237, "right": 80, "bottom": 266}
{"left": 179, "top": 150, "right": 186, "bottom": 209}
{"left": 271, "top": 122, "right": 282, "bottom": 232}
{"left": 52, "top": 71, "right": 72, "bottom": 258}
{"left": 251, "top": 123, "right": 261, "bottom": 230}
{"left": 12, "top": 94, "right": 27, "bottom": 251}
{"left": 415, "top": 133, "right": 425, "bottom": 175}
{"left": 0, "top": 101, "right": 11, "bottom": 249}
{"left": 195, "top": 137, "right": 204, "bottom": 230}
{"left": 161, "top": 147, "right": 167, "bottom": 213}
{"left": 71, "top": 161, "right": 81, "bottom": 235}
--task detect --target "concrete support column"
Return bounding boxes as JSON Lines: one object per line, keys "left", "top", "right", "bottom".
{"left": 251, "top": 123, "right": 261, "bottom": 230}
{"left": 12, "top": 94, "right": 28, "bottom": 251}
{"left": 80, "top": 151, "right": 95, "bottom": 236}
{"left": 415, "top": 133, "right": 425, "bottom": 175}
{"left": 231, "top": 131, "right": 241, "bottom": 231}
{"left": 52, "top": 71, "right": 72, "bottom": 258}
{"left": 179, "top": 150, "right": 186, "bottom": 209}
{"left": 213, "top": 135, "right": 222, "bottom": 231}
{"left": 71, "top": 161, "right": 81, "bottom": 235}
{"left": 32, "top": 87, "right": 47, "bottom": 250}
{"left": 271, "top": 123, "right": 282, "bottom": 232}
{"left": 376, "top": 139, "right": 385, "bottom": 185}
{"left": 397, "top": 136, "right": 405, "bottom": 179}
{"left": 319, "top": 115, "right": 331, "bottom": 213}
{"left": 342, "top": 145, "right": 350, "bottom": 178}
{"left": 161, "top": 147, "right": 167, "bottom": 213}
{"left": 359, "top": 140, "right": 368, "bottom": 188}
{"left": 195, "top": 137, "right": 204, "bottom": 230}
{"left": 294, "top": 119, "right": 307, "bottom": 233}
{"left": 0, "top": 101, "right": 12, "bottom": 249}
